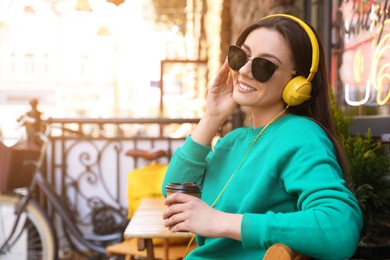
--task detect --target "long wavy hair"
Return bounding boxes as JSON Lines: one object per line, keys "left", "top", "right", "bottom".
{"left": 235, "top": 15, "right": 347, "bottom": 176}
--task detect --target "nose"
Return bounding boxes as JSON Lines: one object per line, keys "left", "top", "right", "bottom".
{"left": 239, "top": 58, "right": 253, "bottom": 79}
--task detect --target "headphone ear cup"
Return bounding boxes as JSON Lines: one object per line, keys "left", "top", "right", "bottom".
{"left": 282, "top": 76, "right": 312, "bottom": 106}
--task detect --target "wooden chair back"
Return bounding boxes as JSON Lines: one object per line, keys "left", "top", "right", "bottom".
{"left": 263, "top": 243, "right": 310, "bottom": 260}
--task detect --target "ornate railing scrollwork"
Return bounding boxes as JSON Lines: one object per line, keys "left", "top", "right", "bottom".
{"left": 43, "top": 118, "right": 199, "bottom": 247}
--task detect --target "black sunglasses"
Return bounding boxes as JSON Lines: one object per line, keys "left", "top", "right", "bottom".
{"left": 228, "top": 45, "right": 296, "bottom": 83}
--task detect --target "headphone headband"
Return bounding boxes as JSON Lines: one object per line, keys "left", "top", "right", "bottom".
{"left": 261, "top": 14, "right": 319, "bottom": 82}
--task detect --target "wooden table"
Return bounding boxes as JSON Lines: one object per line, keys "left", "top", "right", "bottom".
{"left": 124, "top": 198, "right": 193, "bottom": 260}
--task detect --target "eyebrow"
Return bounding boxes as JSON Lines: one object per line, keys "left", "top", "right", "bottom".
{"left": 242, "top": 43, "right": 283, "bottom": 64}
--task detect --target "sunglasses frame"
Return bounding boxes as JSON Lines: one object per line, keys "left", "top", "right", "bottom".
{"left": 228, "top": 45, "right": 296, "bottom": 83}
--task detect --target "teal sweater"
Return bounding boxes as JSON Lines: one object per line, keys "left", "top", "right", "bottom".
{"left": 162, "top": 114, "right": 362, "bottom": 259}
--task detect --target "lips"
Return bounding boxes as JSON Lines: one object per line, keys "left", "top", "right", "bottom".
{"left": 238, "top": 82, "right": 256, "bottom": 92}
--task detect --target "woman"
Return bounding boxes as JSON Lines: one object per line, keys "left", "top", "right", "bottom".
{"left": 162, "top": 14, "right": 362, "bottom": 259}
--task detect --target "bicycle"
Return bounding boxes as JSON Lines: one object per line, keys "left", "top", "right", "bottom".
{"left": 0, "top": 117, "right": 125, "bottom": 260}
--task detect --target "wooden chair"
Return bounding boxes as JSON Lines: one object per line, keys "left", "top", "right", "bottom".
{"left": 263, "top": 243, "right": 310, "bottom": 260}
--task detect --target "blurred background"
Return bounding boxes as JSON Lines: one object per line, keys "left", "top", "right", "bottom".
{"left": 0, "top": 0, "right": 389, "bottom": 140}
{"left": 0, "top": 0, "right": 213, "bottom": 141}
{"left": 0, "top": 2, "right": 389, "bottom": 258}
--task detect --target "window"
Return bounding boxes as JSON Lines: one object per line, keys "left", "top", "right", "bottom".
{"left": 25, "top": 53, "right": 35, "bottom": 75}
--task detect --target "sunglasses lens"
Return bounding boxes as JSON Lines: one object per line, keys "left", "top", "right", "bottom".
{"left": 228, "top": 46, "right": 247, "bottom": 71}
{"left": 252, "top": 58, "right": 277, "bottom": 83}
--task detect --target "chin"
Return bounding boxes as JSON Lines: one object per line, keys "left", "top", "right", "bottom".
{"left": 232, "top": 94, "right": 243, "bottom": 106}
{"left": 232, "top": 93, "right": 252, "bottom": 107}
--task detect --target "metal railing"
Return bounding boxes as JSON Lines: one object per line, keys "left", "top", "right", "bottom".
{"left": 41, "top": 117, "right": 200, "bottom": 237}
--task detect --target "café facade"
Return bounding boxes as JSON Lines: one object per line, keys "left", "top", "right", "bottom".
{"left": 334, "top": 0, "right": 390, "bottom": 139}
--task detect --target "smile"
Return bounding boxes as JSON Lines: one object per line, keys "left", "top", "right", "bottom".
{"left": 238, "top": 82, "right": 256, "bottom": 91}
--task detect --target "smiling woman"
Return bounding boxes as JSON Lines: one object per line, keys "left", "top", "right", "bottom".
{"left": 161, "top": 14, "right": 363, "bottom": 259}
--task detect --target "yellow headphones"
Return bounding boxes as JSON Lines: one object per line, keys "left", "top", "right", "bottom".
{"left": 262, "top": 14, "right": 320, "bottom": 106}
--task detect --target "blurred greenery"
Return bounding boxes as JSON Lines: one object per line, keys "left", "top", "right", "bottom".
{"left": 330, "top": 91, "right": 390, "bottom": 245}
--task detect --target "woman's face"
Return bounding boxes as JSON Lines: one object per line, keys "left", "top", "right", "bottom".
{"left": 231, "top": 27, "right": 295, "bottom": 111}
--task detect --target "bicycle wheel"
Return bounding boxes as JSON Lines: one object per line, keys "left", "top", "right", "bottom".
{"left": 0, "top": 193, "right": 57, "bottom": 260}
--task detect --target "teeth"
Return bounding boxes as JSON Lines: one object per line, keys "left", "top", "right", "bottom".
{"left": 239, "top": 83, "right": 255, "bottom": 91}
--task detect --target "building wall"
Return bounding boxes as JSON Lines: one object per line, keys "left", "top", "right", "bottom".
{"left": 0, "top": 0, "right": 118, "bottom": 139}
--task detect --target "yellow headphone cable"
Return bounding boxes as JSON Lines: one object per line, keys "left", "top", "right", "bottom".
{"left": 183, "top": 106, "right": 289, "bottom": 257}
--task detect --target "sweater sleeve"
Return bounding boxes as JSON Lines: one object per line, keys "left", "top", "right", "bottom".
{"left": 240, "top": 123, "right": 363, "bottom": 259}
{"left": 161, "top": 135, "right": 211, "bottom": 196}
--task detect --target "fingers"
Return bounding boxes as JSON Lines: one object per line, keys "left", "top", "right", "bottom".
{"left": 163, "top": 194, "right": 199, "bottom": 231}
{"left": 164, "top": 208, "right": 188, "bottom": 231}
{"left": 211, "top": 58, "right": 230, "bottom": 88}
{"left": 227, "top": 67, "right": 234, "bottom": 91}
{"left": 163, "top": 201, "right": 186, "bottom": 231}
{"left": 168, "top": 220, "right": 188, "bottom": 232}
{"left": 164, "top": 192, "right": 196, "bottom": 206}
{"left": 221, "top": 59, "right": 231, "bottom": 84}
{"left": 162, "top": 201, "right": 180, "bottom": 220}
{"left": 163, "top": 193, "right": 193, "bottom": 219}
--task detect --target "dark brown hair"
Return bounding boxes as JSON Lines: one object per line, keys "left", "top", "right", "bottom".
{"left": 235, "top": 16, "right": 347, "bottom": 176}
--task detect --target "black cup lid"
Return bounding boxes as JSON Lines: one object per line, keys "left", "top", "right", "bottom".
{"left": 166, "top": 182, "right": 201, "bottom": 193}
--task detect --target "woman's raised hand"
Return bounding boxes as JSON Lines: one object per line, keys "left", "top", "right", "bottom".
{"left": 190, "top": 59, "right": 238, "bottom": 146}
{"left": 205, "top": 59, "right": 237, "bottom": 121}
